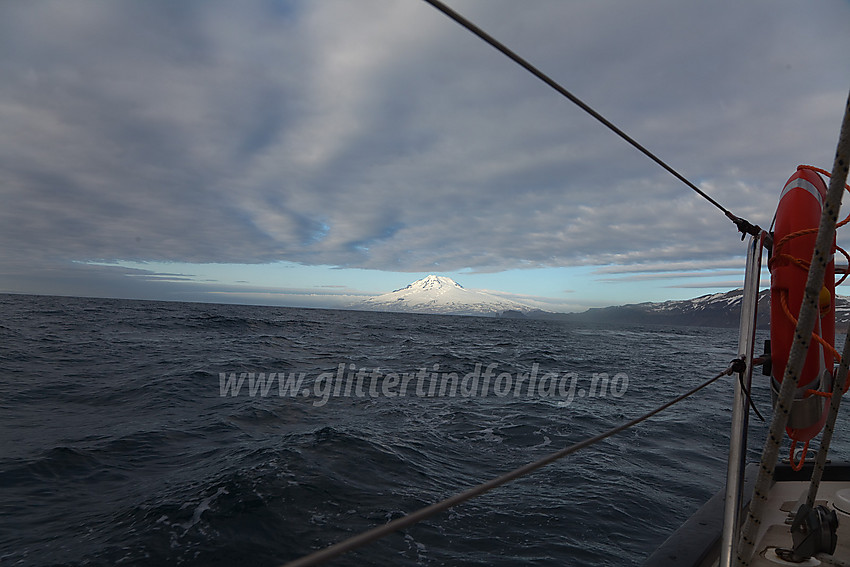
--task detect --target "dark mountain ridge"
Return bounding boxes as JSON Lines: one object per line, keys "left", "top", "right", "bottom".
{"left": 548, "top": 289, "right": 850, "bottom": 331}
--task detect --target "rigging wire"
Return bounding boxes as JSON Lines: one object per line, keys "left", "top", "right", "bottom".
{"left": 281, "top": 364, "right": 736, "bottom": 567}
{"left": 421, "top": 0, "right": 759, "bottom": 238}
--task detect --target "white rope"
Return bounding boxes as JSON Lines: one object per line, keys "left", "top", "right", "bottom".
{"left": 806, "top": 331, "right": 850, "bottom": 509}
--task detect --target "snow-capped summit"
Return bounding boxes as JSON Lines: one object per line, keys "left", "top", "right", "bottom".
{"left": 394, "top": 274, "right": 463, "bottom": 293}
{"left": 356, "top": 275, "right": 538, "bottom": 317}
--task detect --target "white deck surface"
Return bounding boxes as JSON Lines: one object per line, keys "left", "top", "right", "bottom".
{"left": 738, "top": 480, "right": 849, "bottom": 566}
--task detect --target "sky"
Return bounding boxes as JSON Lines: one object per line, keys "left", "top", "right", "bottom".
{"left": 2, "top": 0, "right": 850, "bottom": 313}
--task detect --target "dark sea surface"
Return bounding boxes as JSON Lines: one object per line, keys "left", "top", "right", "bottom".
{"left": 3, "top": 293, "right": 848, "bottom": 566}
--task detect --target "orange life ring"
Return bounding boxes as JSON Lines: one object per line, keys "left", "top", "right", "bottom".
{"left": 769, "top": 168, "right": 835, "bottom": 443}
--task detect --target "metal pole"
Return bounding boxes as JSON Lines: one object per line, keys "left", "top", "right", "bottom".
{"left": 719, "top": 234, "right": 763, "bottom": 567}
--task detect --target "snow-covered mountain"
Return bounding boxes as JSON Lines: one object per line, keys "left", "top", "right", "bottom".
{"left": 566, "top": 289, "right": 850, "bottom": 330}
{"left": 355, "top": 278, "right": 850, "bottom": 327}
{"left": 355, "top": 275, "right": 540, "bottom": 317}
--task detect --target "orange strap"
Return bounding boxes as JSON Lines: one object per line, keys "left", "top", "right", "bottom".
{"left": 779, "top": 290, "right": 842, "bottom": 364}
{"left": 778, "top": 290, "right": 848, "bottom": 398}
{"left": 790, "top": 439, "right": 811, "bottom": 471}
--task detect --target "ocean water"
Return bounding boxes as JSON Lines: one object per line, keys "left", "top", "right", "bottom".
{"left": 2, "top": 293, "right": 846, "bottom": 566}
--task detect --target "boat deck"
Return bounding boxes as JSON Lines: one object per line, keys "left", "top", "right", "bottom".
{"left": 746, "top": 477, "right": 849, "bottom": 566}
{"left": 645, "top": 463, "right": 850, "bottom": 567}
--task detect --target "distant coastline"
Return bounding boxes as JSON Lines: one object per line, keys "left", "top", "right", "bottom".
{"left": 526, "top": 289, "right": 850, "bottom": 332}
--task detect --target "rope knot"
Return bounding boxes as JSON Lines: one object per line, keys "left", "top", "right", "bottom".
{"left": 727, "top": 213, "right": 761, "bottom": 240}
{"left": 728, "top": 357, "right": 747, "bottom": 375}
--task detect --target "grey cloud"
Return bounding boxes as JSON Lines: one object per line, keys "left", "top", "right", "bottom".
{"left": 2, "top": 0, "right": 850, "bottom": 295}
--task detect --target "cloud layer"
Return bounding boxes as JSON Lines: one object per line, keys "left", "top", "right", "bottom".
{"left": 2, "top": 0, "right": 850, "bottom": 296}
